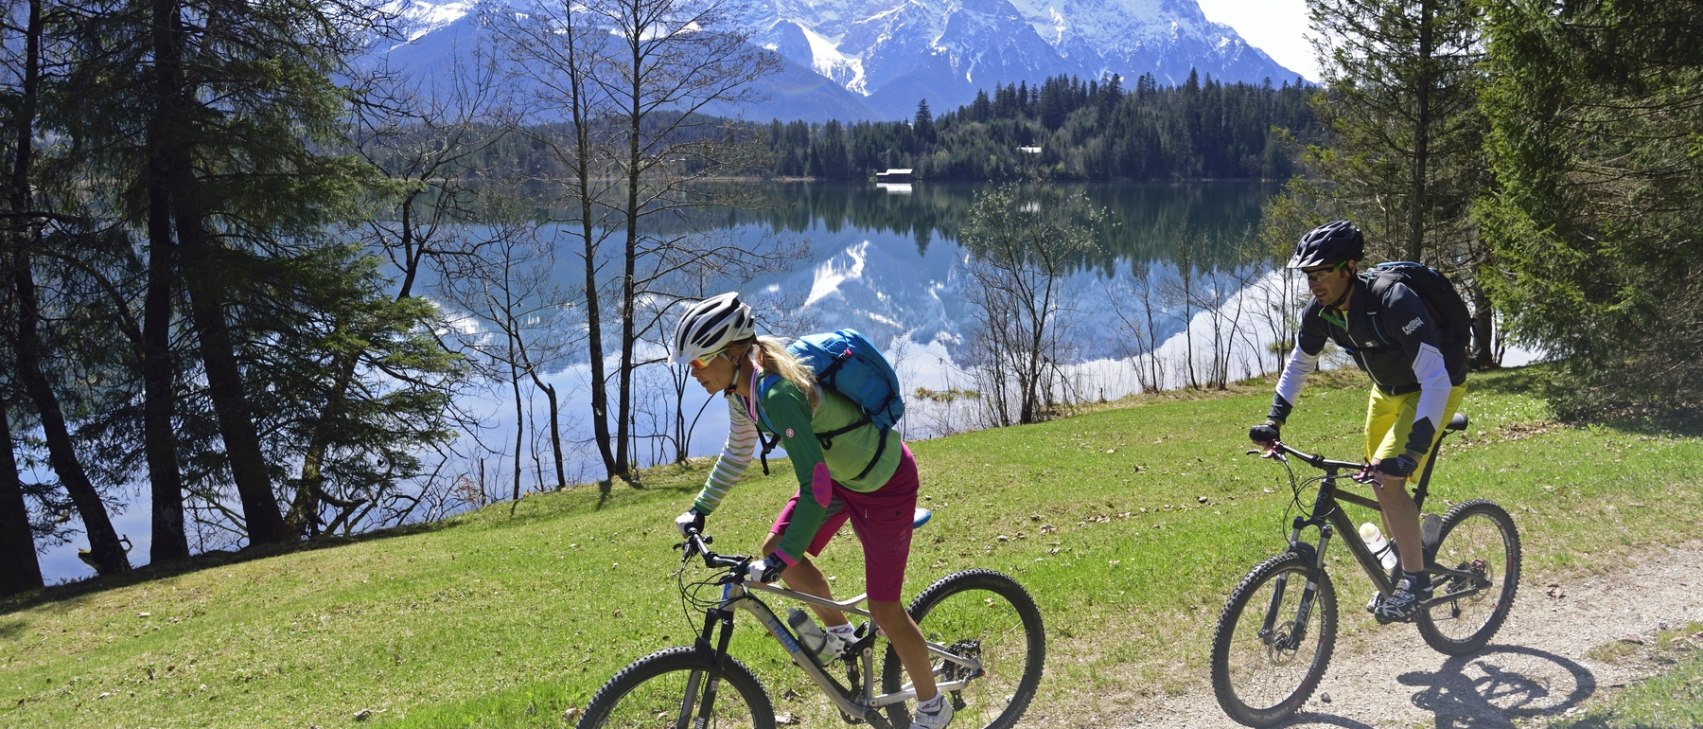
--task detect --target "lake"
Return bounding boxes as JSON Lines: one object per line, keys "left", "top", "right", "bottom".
{"left": 36, "top": 180, "right": 1287, "bottom": 583}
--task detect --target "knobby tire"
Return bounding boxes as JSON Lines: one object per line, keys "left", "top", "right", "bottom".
{"left": 880, "top": 569, "right": 1046, "bottom": 729}
{"left": 1210, "top": 550, "right": 1338, "bottom": 727}
{"left": 576, "top": 646, "right": 775, "bottom": 729}
{"left": 1416, "top": 498, "right": 1522, "bottom": 655}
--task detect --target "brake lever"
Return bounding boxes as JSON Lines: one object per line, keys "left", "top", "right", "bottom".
{"left": 1249, "top": 442, "right": 1287, "bottom": 462}
{"left": 676, "top": 532, "right": 713, "bottom": 563}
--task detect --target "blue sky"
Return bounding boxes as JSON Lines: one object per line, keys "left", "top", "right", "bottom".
{"left": 1195, "top": 0, "right": 1319, "bottom": 82}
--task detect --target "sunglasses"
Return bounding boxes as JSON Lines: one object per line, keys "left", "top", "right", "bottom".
{"left": 688, "top": 349, "right": 727, "bottom": 370}
{"left": 1301, "top": 261, "right": 1349, "bottom": 282}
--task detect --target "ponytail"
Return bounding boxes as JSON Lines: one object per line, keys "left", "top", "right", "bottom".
{"left": 752, "top": 336, "right": 819, "bottom": 408}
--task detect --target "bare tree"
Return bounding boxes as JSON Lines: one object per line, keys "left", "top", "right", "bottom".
{"left": 436, "top": 218, "right": 582, "bottom": 503}
{"left": 959, "top": 184, "right": 1104, "bottom": 426}
{"left": 491, "top": 0, "right": 779, "bottom": 486}
{"left": 274, "top": 54, "right": 510, "bottom": 538}
{"left": 1163, "top": 240, "right": 1203, "bottom": 390}
{"left": 1105, "top": 261, "right": 1168, "bottom": 393}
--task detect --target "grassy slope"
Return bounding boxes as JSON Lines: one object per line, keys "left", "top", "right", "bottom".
{"left": 2, "top": 366, "right": 1700, "bottom": 728}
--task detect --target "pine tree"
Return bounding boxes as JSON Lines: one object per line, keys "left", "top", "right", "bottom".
{"left": 1479, "top": 0, "right": 1703, "bottom": 415}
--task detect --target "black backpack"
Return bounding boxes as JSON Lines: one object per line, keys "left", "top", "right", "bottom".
{"left": 1366, "top": 261, "right": 1472, "bottom": 354}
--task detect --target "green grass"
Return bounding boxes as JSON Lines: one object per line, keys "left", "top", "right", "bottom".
{"left": 2, "top": 366, "right": 1701, "bottom": 727}
{"left": 1555, "top": 623, "right": 1703, "bottom": 729}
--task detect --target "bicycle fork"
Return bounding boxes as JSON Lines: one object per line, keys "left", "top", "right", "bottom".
{"left": 681, "top": 606, "right": 740, "bottom": 728}
{"left": 1260, "top": 517, "right": 1339, "bottom": 650}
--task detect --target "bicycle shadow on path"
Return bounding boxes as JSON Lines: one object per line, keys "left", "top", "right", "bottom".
{"left": 1283, "top": 644, "right": 1595, "bottom": 728}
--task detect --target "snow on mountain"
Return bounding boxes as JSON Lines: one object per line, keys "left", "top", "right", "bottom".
{"left": 375, "top": 0, "right": 475, "bottom": 44}
{"left": 368, "top": 0, "right": 1299, "bottom": 122}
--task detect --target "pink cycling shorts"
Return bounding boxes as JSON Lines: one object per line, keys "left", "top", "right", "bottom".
{"left": 770, "top": 443, "right": 919, "bottom": 602}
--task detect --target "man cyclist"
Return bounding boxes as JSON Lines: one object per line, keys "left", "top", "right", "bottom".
{"left": 1249, "top": 220, "right": 1467, "bottom": 623}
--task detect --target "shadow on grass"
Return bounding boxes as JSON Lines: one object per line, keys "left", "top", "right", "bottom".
{"left": 1469, "top": 364, "right": 1703, "bottom": 438}
{"left": 0, "top": 518, "right": 464, "bottom": 615}
{"left": 1, "top": 460, "right": 722, "bottom": 615}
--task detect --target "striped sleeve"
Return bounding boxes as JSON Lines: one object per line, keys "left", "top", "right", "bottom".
{"left": 692, "top": 393, "right": 759, "bottom": 515}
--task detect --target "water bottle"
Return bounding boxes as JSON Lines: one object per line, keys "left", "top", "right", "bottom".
{"left": 1359, "top": 522, "right": 1399, "bottom": 571}
{"left": 786, "top": 608, "right": 833, "bottom": 661}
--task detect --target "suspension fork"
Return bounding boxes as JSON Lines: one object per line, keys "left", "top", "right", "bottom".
{"left": 1259, "top": 479, "right": 1339, "bottom": 645}
{"left": 682, "top": 606, "right": 738, "bottom": 728}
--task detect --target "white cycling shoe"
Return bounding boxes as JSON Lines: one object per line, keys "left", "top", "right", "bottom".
{"left": 912, "top": 695, "right": 954, "bottom": 728}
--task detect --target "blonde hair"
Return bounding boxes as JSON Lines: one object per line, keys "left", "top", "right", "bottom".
{"left": 750, "top": 335, "right": 819, "bottom": 408}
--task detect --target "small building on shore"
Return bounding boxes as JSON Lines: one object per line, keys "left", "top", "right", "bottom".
{"left": 874, "top": 168, "right": 914, "bottom": 182}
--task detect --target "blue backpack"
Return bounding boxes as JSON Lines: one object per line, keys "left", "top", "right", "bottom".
{"left": 756, "top": 329, "right": 904, "bottom": 480}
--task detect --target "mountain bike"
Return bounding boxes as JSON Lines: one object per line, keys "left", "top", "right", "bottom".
{"left": 576, "top": 511, "right": 1046, "bottom": 729}
{"left": 1209, "top": 413, "right": 1521, "bottom": 727}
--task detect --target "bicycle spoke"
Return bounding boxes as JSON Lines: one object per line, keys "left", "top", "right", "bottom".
{"left": 883, "top": 570, "right": 1045, "bottom": 729}
{"left": 1417, "top": 499, "right": 1521, "bottom": 655}
{"left": 579, "top": 648, "right": 773, "bottom": 729}
{"left": 1211, "top": 552, "right": 1337, "bottom": 727}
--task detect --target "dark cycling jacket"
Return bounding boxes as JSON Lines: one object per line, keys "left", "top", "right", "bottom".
{"left": 1268, "top": 272, "right": 1467, "bottom": 456}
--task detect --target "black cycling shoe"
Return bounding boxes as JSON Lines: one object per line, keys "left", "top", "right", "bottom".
{"left": 1374, "top": 574, "right": 1432, "bottom": 624}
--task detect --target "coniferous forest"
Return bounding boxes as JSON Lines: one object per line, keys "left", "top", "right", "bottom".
{"left": 761, "top": 71, "right": 1319, "bottom": 181}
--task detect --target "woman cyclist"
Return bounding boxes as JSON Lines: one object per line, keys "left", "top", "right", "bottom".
{"left": 669, "top": 292, "right": 953, "bottom": 729}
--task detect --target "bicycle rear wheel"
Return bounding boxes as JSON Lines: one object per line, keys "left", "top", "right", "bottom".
{"left": 1210, "top": 550, "right": 1337, "bottom": 728}
{"left": 1417, "top": 498, "right": 1521, "bottom": 655}
{"left": 576, "top": 646, "right": 775, "bottom": 729}
{"left": 881, "top": 569, "right": 1046, "bottom": 729}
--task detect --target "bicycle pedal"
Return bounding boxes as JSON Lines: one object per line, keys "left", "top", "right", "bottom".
{"left": 1420, "top": 513, "right": 1442, "bottom": 549}
{"left": 843, "top": 622, "right": 878, "bottom": 653}
{"left": 1371, "top": 611, "right": 1409, "bottom": 625}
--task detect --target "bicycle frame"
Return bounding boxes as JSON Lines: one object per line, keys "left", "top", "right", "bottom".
{"left": 680, "top": 534, "right": 982, "bottom": 725}
{"left": 1257, "top": 415, "right": 1476, "bottom": 639}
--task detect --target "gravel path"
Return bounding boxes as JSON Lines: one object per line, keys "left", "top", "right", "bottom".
{"left": 1084, "top": 541, "right": 1703, "bottom": 728}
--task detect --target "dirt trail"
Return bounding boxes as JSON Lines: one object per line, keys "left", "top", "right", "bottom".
{"left": 1076, "top": 541, "right": 1703, "bottom": 728}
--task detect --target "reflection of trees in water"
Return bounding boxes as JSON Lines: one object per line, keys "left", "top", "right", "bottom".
{"left": 677, "top": 181, "right": 1277, "bottom": 269}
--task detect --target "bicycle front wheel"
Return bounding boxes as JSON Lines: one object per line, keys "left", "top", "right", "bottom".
{"left": 1417, "top": 498, "right": 1521, "bottom": 655}
{"left": 881, "top": 569, "right": 1046, "bottom": 729}
{"left": 576, "top": 646, "right": 775, "bottom": 729}
{"left": 1210, "top": 550, "right": 1337, "bottom": 728}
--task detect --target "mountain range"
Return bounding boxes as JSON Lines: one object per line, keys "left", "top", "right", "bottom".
{"left": 372, "top": 0, "right": 1300, "bottom": 123}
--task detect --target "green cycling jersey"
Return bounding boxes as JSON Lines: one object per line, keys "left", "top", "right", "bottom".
{"left": 692, "top": 375, "right": 901, "bottom": 563}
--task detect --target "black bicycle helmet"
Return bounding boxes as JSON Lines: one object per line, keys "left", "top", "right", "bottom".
{"left": 1288, "top": 220, "right": 1365, "bottom": 269}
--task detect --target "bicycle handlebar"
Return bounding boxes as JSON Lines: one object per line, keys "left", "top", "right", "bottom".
{"left": 1252, "top": 440, "right": 1367, "bottom": 475}
{"left": 677, "top": 529, "right": 749, "bottom": 575}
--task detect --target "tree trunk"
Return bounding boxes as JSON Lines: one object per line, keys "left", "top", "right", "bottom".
{"left": 616, "top": 98, "right": 641, "bottom": 484}
{"left": 1406, "top": 0, "right": 1435, "bottom": 262}
{"left": 150, "top": 0, "right": 288, "bottom": 546}
{"left": 177, "top": 234, "right": 291, "bottom": 545}
{"left": 12, "top": 257, "right": 130, "bottom": 575}
{"left": 0, "top": 401, "right": 45, "bottom": 595}
{"left": 142, "top": 228, "right": 190, "bottom": 562}
{"left": 1466, "top": 278, "right": 1498, "bottom": 368}
{"left": 0, "top": 1, "right": 51, "bottom": 591}
{"left": 284, "top": 357, "right": 359, "bottom": 536}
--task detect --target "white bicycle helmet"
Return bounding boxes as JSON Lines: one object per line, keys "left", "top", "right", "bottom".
{"left": 670, "top": 291, "right": 755, "bottom": 367}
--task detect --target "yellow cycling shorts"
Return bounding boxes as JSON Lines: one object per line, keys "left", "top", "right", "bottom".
{"left": 1363, "top": 385, "right": 1468, "bottom": 472}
